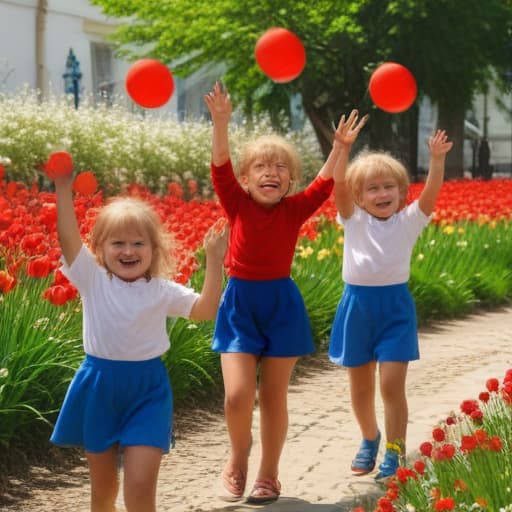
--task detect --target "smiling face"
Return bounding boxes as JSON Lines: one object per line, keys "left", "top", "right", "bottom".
{"left": 101, "top": 227, "right": 153, "bottom": 282}
{"left": 358, "top": 174, "right": 401, "bottom": 220}
{"left": 241, "top": 158, "right": 292, "bottom": 206}
{"left": 90, "top": 197, "right": 173, "bottom": 281}
{"left": 238, "top": 134, "right": 301, "bottom": 207}
{"left": 347, "top": 151, "right": 410, "bottom": 220}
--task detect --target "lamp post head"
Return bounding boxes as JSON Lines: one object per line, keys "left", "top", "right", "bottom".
{"left": 63, "top": 48, "right": 82, "bottom": 108}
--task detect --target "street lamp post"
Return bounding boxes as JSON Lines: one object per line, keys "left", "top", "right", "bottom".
{"left": 63, "top": 48, "right": 82, "bottom": 109}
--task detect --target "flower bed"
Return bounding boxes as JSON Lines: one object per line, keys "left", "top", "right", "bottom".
{"left": 353, "top": 368, "right": 512, "bottom": 512}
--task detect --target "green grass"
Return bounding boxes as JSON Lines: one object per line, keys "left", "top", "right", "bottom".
{"left": 0, "top": 220, "right": 511, "bottom": 477}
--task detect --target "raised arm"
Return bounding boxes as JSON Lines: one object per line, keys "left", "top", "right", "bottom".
{"left": 204, "top": 81, "right": 232, "bottom": 167}
{"left": 331, "top": 110, "right": 368, "bottom": 218}
{"left": 418, "top": 129, "right": 453, "bottom": 216}
{"left": 189, "top": 219, "right": 228, "bottom": 321}
{"left": 54, "top": 174, "right": 82, "bottom": 266}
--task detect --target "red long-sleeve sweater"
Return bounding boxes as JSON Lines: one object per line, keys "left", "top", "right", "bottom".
{"left": 211, "top": 159, "right": 333, "bottom": 280}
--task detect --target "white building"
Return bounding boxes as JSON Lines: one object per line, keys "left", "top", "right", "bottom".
{"left": 0, "top": 0, "right": 216, "bottom": 118}
{"left": 1, "top": 0, "right": 510, "bottom": 175}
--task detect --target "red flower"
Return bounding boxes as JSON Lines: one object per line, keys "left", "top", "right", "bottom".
{"left": 445, "top": 415, "right": 457, "bottom": 425}
{"left": 0, "top": 163, "right": 4, "bottom": 181}
{"left": 478, "top": 391, "right": 490, "bottom": 403}
{"left": 26, "top": 255, "right": 51, "bottom": 278}
{"left": 167, "top": 181, "right": 184, "bottom": 198}
{"left": 396, "top": 466, "right": 417, "bottom": 483}
{"left": 486, "top": 377, "right": 500, "bottom": 392}
{"left": 470, "top": 408, "right": 483, "bottom": 423}
{"left": 420, "top": 441, "right": 433, "bottom": 457}
{"left": 474, "top": 429, "right": 488, "bottom": 445}
{"left": 435, "top": 497, "right": 455, "bottom": 510}
{"left": 376, "top": 497, "right": 395, "bottom": 512}
{"left": 413, "top": 459, "right": 426, "bottom": 475}
{"left": 460, "top": 399, "right": 479, "bottom": 415}
{"left": 461, "top": 435, "right": 478, "bottom": 452}
{"left": 42, "top": 285, "right": 69, "bottom": 306}
{"left": 488, "top": 435, "right": 502, "bottom": 452}
{"left": 432, "top": 427, "right": 445, "bottom": 442}
{"left": 0, "top": 270, "right": 16, "bottom": 293}
{"left": 453, "top": 479, "right": 467, "bottom": 491}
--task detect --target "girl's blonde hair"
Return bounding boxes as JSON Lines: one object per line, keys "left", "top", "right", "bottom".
{"left": 238, "top": 134, "right": 302, "bottom": 194}
{"left": 347, "top": 150, "right": 410, "bottom": 209}
{"left": 90, "top": 196, "right": 175, "bottom": 279}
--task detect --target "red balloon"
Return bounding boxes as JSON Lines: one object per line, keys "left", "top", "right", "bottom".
{"left": 125, "top": 59, "right": 175, "bottom": 108}
{"left": 73, "top": 171, "right": 98, "bottom": 195}
{"left": 369, "top": 62, "right": 417, "bottom": 113}
{"left": 255, "top": 27, "right": 306, "bottom": 83}
{"left": 45, "top": 151, "right": 74, "bottom": 179}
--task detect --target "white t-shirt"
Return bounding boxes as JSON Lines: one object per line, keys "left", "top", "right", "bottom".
{"left": 338, "top": 200, "right": 430, "bottom": 286}
{"left": 60, "top": 245, "right": 200, "bottom": 361}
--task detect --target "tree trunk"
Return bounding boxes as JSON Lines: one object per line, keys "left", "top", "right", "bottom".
{"left": 437, "top": 104, "right": 465, "bottom": 179}
{"left": 35, "top": 0, "right": 48, "bottom": 99}
{"left": 302, "top": 98, "right": 334, "bottom": 159}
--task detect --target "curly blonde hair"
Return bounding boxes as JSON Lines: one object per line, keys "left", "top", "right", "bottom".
{"left": 90, "top": 196, "right": 175, "bottom": 279}
{"left": 347, "top": 150, "right": 410, "bottom": 210}
{"left": 237, "top": 134, "right": 302, "bottom": 195}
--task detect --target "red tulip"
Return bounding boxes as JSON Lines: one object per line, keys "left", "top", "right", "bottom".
{"left": 26, "top": 256, "right": 51, "bottom": 278}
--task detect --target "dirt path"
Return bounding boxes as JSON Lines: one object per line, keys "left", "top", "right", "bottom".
{"left": 2, "top": 306, "right": 512, "bottom": 512}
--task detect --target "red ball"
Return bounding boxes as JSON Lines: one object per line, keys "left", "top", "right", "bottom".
{"left": 73, "top": 171, "right": 98, "bottom": 195}
{"left": 255, "top": 27, "right": 306, "bottom": 83}
{"left": 369, "top": 62, "right": 417, "bottom": 113}
{"left": 125, "top": 59, "right": 175, "bottom": 108}
{"left": 45, "top": 151, "right": 73, "bottom": 179}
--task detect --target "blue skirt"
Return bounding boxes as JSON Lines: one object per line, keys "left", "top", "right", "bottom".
{"left": 213, "top": 277, "right": 315, "bottom": 357}
{"left": 329, "top": 283, "right": 419, "bottom": 367}
{"left": 50, "top": 355, "right": 173, "bottom": 453}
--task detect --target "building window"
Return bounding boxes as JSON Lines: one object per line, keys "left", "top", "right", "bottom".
{"left": 91, "top": 42, "right": 114, "bottom": 104}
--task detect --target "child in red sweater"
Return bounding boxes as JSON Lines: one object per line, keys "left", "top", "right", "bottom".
{"left": 204, "top": 82, "right": 366, "bottom": 504}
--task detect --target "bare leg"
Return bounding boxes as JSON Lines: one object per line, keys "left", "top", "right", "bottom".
{"left": 347, "top": 362, "right": 379, "bottom": 440}
{"left": 379, "top": 361, "right": 409, "bottom": 447}
{"left": 220, "top": 352, "right": 258, "bottom": 497}
{"left": 254, "top": 356, "right": 298, "bottom": 481}
{"left": 86, "top": 446, "right": 119, "bottom": 512}
{"left": 122, "top": 445, "right": 162, "bottom": 512}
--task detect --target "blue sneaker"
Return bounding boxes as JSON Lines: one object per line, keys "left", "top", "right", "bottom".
{"left": 351, "top": 431, "right": 381, "bottom": 475}
{"left": 375, "top": 446, "right": 405, "bottom": 481}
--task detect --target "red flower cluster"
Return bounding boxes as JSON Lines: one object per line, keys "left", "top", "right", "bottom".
{"left": 1, "top": 173, "right": 512, "bottom": 305}
{"left": 351, "top": 367, "right": 512, "bottom": 512}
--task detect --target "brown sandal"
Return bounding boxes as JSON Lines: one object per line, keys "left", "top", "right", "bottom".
{"left": 246, "top": 477, "right": 281, "bottom": 504}
{"left": 220, "top": 468, "right": 247, "bottom": 502}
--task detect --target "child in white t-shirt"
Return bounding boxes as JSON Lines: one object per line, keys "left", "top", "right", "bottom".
{"left": 50, "top": 170, "right": 227, "bottom": 512}
{"left": 329, "top": 115, "right": 452, "bottom": 480}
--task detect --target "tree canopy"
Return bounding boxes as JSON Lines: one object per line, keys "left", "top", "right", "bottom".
{"left": 92, "top": 0, "right": 512, "bottom": 176}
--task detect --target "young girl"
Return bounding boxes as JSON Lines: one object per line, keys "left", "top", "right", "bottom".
{"left": 49, "top": 171, "right": 227, "bottom": 512}
{"left": 204, "top": 82, "right": 366, "bottom": 504}
{"left": 329, "top": 117, "right": 453, "bottom": 481}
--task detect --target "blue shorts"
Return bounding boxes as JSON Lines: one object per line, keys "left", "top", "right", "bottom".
{"left": 212, "top": 277, "right": 315, "bottom": 357}
{"left": 50, "top": 355, "right": 173, "bottom": 453}
{"left": 329, "top": 283, "right": 419, "bottom": 367}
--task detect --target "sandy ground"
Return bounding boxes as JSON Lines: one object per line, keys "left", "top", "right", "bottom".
{"left": 2, "top": 306, "right": 512, "bottom": 512}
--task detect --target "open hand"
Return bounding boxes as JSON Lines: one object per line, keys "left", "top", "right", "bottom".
{"left": 333, "top": 109, "right": 369, "bottom": 147}
{"left": 204, "top": 81, "right": 232, "bottom": 124}
{"left": 203, "top": 217, "right": 229, "bottom": 263}
{"left": 428, "top": 129, "right": 453, "bottom": 157}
